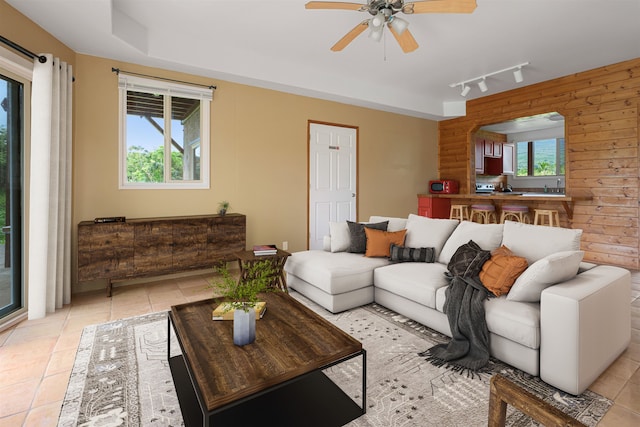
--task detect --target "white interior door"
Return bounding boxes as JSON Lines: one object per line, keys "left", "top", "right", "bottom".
{"left": 309, "top": 123, "right": 357, "bottom": 250}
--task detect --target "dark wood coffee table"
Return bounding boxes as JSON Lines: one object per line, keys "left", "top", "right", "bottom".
{"left": 168, "top": 292, "right": 366, "bottom": 426}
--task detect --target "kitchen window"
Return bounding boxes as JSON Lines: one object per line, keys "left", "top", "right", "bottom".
{"left": 118, "top": 74, "right": 212, "bottom": 189}
{"left": 516, "top": 138, "right": 565, "bottom": 177}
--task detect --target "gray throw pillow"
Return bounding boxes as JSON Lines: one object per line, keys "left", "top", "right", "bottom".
{"left": 447, "top": 240, "right": 491, "bottom": 279}
{"left": 347, "top": 221, "right": 389, "bottom": 253}
{"left": 389, "top": 244, "right": 435, "bottom": 263}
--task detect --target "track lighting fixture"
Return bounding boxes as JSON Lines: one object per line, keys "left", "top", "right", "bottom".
{"left": 449, "top": 62, "right": 529, "bottom": 97}
{"left": 513, "top": 66, "right": 524, "bottom": 83}
{"left": 478, "top": 78, "right": 488, "bottom": 92}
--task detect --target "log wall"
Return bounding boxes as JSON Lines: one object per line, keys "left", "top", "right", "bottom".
{"left": 439, "top": 58, "right": 640, "bottom": 269}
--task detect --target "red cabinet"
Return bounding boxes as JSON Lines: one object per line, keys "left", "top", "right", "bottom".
{"left": 418, "top": 196, "right": 451, "bottom": 219}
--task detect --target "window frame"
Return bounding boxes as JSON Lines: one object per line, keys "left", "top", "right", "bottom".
{"left": 514, "top": 137, "right": 565, "bottom": 178}
{"left": 118, "top": 74, "right": 211, "bottom": 189}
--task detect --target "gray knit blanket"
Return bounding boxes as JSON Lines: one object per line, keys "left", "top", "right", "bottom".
{"left": 419, "top": 275, "right": 490, "bottom": 373}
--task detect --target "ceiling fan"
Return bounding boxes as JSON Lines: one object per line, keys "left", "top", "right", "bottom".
{"left": 306, "top": 0, "right": 477, "bottom": 53}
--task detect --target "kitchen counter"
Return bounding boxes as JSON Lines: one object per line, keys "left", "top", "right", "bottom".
{"left": 418, "top": 192, "right": 592, "bottom": 219}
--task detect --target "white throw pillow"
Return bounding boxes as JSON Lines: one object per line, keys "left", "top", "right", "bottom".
{"left": 368, "top": 216, "right": 408, "bottom": 232}
{"left": 502, "top": 220, "right": 582, "bottom": 265}
{"left": 438, "top": 221, "right": 504, "bottom": 264}
{"left": 506, "top": 250, "right": 585, "bottom": 302}
{"left": 329, "top": 222, "right": 350, "bottom": 252}
{"left": 404, "top": 214, "right": 459, "bottom": 259}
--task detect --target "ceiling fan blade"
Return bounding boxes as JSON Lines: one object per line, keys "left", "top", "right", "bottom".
{"left": 331, "top": 20, "right": 369, "bottom": 51}
{"left": 305, "top": 1, "right": 365, "bottom": 11}
{"left": 388, "top": 26, "right": 419, "bottom": 53}
{"left": 407, "top": 0, "right": 477, "bottom": 14}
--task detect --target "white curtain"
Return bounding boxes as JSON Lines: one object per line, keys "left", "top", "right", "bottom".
{"left": 28, "top": 54, "right": 73, "bottom": 319}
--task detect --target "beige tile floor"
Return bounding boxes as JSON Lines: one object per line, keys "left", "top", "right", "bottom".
{"left": 0, "top": 271, "right": 639, "bottom": 426}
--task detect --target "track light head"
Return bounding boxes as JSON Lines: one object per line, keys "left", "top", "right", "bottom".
{"left": 513, "top": 67, "right": 524, "bottom": 83}
{"left": 460, "top": 84, "right": 471, "bottom": 97}
{"left": 478, "top": 78, "right": 488, "bottom": 92}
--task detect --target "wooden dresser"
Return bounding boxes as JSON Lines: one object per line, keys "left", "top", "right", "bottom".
{"left": 77, "top": 213, "right": 246, "bottom": 296}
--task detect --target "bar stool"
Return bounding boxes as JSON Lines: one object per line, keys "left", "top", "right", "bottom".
{"left": 500, "top": 205, "right": 530, "bottom": 224}
{"left": 470, "top": 204, "right": 497, "bottom": 224}
{"left": 533, "top": 209, "right": 560, "bottom": 227}
{"left": 449, "top": 204, "right": 469, "bottom": 221}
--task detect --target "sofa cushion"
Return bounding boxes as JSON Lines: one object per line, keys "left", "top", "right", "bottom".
{"left": 329, "top": 222, "right": 350, "bottom": 253}
{"left": 507, "top": 250, "right": 585, "bottom": 302}
{"left": 368, "top": 216, "right": 408, "bottom": 232}
{"left": 447, "top": 240, "right": 491, "bottom": 279}
{"left": 284, "top": 250, "right": 390, "bottom": 295}
{"left": 501, "top": 220, "right": 582, "bottom": 265}
{"left": 364, "top": 228, "right": 407, "bottom": 257}
{"left": 438, "top": 221, "right": 504, "bottom": 264}
{"left": 347, "top": 220, "right": 389, "bottom": 253}
{"left": 404, "top": 214, "right": 459, "bottom": 260}
{"left": 480, "top": 246, "right": 529, "bottom": 297}
{"left": 389, "top": 244, "right": 435, "bottom": 263}
{"left": 375, "top": 262, "right": 449, "bottom": 309}
{"left": 435, "top": 288, "right": 541, "bottom": 349}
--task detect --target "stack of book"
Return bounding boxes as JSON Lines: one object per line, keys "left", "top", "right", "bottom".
{"left": 253, "top": 244, "right": 277, "bottom": 256}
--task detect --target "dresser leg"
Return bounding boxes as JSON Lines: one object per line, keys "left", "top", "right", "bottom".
{"left": 107, "top": 278, "right": 112, "bottom": 297}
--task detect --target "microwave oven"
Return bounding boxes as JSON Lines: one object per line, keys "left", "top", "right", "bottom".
{"left": 429, "top": 180, "right": 459, "bottom": 194}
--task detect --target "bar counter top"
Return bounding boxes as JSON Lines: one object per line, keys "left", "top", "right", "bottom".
{"left": 418, "top": 192, "right": 592, "bottom": 219}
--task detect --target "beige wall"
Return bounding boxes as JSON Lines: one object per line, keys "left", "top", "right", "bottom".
{"left": 73, "top": 55, "right": 439, "bottom": 291}
{"left": 1, "top": 0, "right": 439, "bottom": 293}
{"left": 0, "top": 0, "right": 75, "bottom": 64}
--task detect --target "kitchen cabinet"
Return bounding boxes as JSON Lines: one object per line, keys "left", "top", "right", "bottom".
{"left": 483, "top": 139, "right": 502, "bottom": 158}
{"left": 418, "top": 196, "right": 451, "bottom": 219}
{"left": 484, "top": 157, "right": 503, "bottom": 175}
{"left": 502, "top": 143, "right": 515, "bottom": 175}
{"left": 475, "top": 138, "right": 485, "bottom": 174}
{"left": 78, "top": 213, "right": 246, "bottom": 296}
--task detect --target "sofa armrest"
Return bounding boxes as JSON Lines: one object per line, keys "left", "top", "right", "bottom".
{"left": 539, "top": 265, "right": 631, "bottom": 395}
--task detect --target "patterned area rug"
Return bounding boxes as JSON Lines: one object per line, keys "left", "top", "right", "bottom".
{"left": 58, "top": 292, "right": 612, "bottom": 426}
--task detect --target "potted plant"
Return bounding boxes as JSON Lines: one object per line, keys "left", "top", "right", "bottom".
{"left": 208, "top": 260, "right": 277, "bottom": 345}
{"left": 217, "top": 200, "right": 230, "bottom": 216}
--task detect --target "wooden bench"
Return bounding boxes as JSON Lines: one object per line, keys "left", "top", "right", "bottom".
{"left": 488, "top": 374, "right": 586, "bottom": 427}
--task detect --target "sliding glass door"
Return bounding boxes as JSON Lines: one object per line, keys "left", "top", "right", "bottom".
{"left": 0, "top": 72, "right": 24, "bottom": 320}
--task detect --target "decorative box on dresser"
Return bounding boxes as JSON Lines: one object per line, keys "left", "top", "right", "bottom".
{"left": 417, "top": 195, "right": 451, "bottom": 219}
{"left": 78, "top": 213, "right": 246, "bottom": 296}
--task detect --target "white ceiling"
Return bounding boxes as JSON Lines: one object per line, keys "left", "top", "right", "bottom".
{"left": 7, "top": 0, "right": 640, "bottom": 120}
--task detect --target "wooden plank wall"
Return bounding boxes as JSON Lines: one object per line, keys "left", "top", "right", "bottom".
{"left": 439, "top": 58, "right": 640, "bottom": 269}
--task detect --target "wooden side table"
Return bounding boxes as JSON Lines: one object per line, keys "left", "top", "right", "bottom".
{"left": 236, "top": 249, "right": 291, "bottom": 293}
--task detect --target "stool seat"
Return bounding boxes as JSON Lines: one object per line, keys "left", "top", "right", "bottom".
{"left": 533, "top": 209, "right": 560, "bottom": 227}
{"left": 500, "top": 205, "right": 530, "bottom": 224}
{"left": 449, "top": 204, "right": 469, "bottom": 221}
{"left": 470, "top": 204, "right": 497, "bottom": 224}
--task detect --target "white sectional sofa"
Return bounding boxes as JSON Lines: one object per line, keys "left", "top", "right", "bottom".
{"left": 284, "top": 214, "right": 631, "bottom": 395}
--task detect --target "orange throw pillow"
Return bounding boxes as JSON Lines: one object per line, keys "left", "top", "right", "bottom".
{"left": 364, "top": 228, "right": 407, "bottom": 257}
{"left": 480, "top": 245, "right": 528, "bottom": 296}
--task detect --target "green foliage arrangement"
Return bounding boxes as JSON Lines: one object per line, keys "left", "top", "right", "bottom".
{"left": 207, "top": 260, "right": 277, "bottom": 312}
{"left": 217, "top": 200, "right": 230, "bottom": 215}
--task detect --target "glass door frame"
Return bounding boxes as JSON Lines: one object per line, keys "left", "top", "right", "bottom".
{"left": 0, "top": 51, "right": 30, "bottom": 330}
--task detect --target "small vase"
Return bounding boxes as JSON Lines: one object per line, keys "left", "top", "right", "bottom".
{"left": 219, "top": 208, "right": 227, "bottom": 216}
{"left": 233, "top": 308, "right": 256, "bottom": 346}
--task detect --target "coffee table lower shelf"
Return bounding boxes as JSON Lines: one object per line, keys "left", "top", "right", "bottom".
{"left": 169, "top": 353, "right": 365, "bottom": 427}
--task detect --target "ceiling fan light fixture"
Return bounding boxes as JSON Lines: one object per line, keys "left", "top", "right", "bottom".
{"left": 513, "top": 67, "right": 524, "bottom": 83}
{"left": 478, "top": 78, "right": 488, "bottom": 92}
{"left": 371, "top": 11, "right": 385, "bottom": 28}
{"left": 388, "top": 16, "right": 409, "bottom": 35}
{"left": 369, "top": 25, "right": 384, "bottom": 42}
{"left": 460, "top": 84, "right": 471, "bottom": 97}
